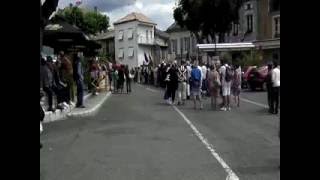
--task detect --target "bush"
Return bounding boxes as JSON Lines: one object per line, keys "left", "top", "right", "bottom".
{"left": 239, "top": 50, "right": 263, "bottom": 67}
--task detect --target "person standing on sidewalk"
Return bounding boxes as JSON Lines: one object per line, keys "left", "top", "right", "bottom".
{"left": 73, "top": 53, "right": 85, "bottom": 108}
{"left": 220, "top": 62, "right": 233, "bottom": 111}
{"left": 231, "top": 64, "right": 242, "bottom": 107}
{"left": 59, "top": 51, "right": 75, "bottom": 106}
{"left": 186, "top": 61, "right": 192, "bottom": 100}
{"left": 207, "top": 65, "right": 221, "bottom": 110}
{"left": 190, "top": 62, "right": 203, "bottom": 109}
{"left": 177, "top": 61, "right": 187, "bottom": 105}
{"left": 271, "top": 61, "right": 280, "bottom": 114}
{"left": 124, "top": 65, "right": 131, "bottom": 93}
{"left": 167, "top": 62, "right": 179, "bottom": 105}
{"left": 118, "top": 65, "right": 125, "bottom": 93}
{"left": 40, "top": 90, "right": 45, "bottom": 149}
{"left": 266, "top": 63, "right": 273, "bottom": 113}
{"left": 40, "top": 57, "right": 55, "bottom": 112}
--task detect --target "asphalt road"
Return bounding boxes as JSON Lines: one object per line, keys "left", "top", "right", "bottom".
{"left": 40, "top": 83, "right": 280, "bottom": 180}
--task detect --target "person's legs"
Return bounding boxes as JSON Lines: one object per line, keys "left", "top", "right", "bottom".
{"left": 274, "top": 87, "right": 280, "bottom": 114}
{"left": 221, "top": 85, "right": 227, "bottom": 110}
{"left": 76, "top": 80, "right": 84, "bottom": 107}
{"left": 172, "top": 89, "right": 176, "bottom": 103}
{"left": 187, "top": 83, "right": 190, "bottom": 99}
{"left": 182, "top": 82, "right": 187, "bottom": 104}
{"left": 270, "top": 87, "right": 275, "bottom": 113}
{"left": 193, "top": 94, "right": 197, "bottom": 109}
{"left": 126, "top": 80, "right": 129, "bottom": 93}
{"left": 198, "top": 94, "right": 203, "bottom": 109}
{"left": 227, "top": 85, "right": 231, "bottom": 110}
{"left": 267, "top": 86, "right": 272, "bottom": 110}
{"left": 69, "top": 78, "right": 75, "bottom": 102}
{"left": 177, "top": 83, "right": 182, "bottom": 104}
{"left": 43, "top": 87, "right": 53, "bottom": 111}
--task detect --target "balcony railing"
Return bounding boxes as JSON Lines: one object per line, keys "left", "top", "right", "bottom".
{"left": 137, "top": 36, "right": 155, "bottom": 45}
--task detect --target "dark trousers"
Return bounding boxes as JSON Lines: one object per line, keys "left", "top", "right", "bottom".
{"left": 126, "top": 79, "right": 131, "bottom": 93}
{"left": 271, "top": 86, "right": 280, "bottom": 113}
{"left": 43, "top": 86, "right": 53, "bottom": 109}
{"left": 167, "top": 83, "right": 177, "bottom": 102}
{"left": 52, "top": 86, "right": 63, "bottom": 104}
{"left": 76, "top": 79, "right": 84, "bottom": 106}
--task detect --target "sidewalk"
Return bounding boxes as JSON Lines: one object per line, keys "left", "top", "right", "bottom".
{"left": 43, "top": 91, "right": 111, "bottom": 123}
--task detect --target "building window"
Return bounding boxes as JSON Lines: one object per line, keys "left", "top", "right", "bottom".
{"left": 245, "top": 3, "right": 252, "bottom": 10}
{"left": 184, "top": 37, "right": 190, "bottom": 52}
{"left": 128, "top": 29, "right": 133, "bottom": 39}
{"left": 146, "top": 30, "right": 148, "bottom": 40}
{"left": 171, "top": 39, "right": 177, "bottom": 55}
{"left": 269, "top": 0, "right": 280, "bottom": 12}
{"left": 246, "top": 15, "right": 253, "bottom": 33}
{"left": 233, "top": 23, "right": 239, "bottom": 36}
{"left": 128, "top": 47, "right": 134, "bottom": 57}
{"left": 118, "top": 48, "right": 124, "bottom": 59}
{"left": 191, "top": 36, "right": 196, "bottom": 53}
{"left": 118, "top": 31, "right": 124, "bottom": 40}
{"left": 180, "top": 38, "right": 184, "bottom": 54}
{"left": 273, "top": 16, "right": 280, "bottom": 38}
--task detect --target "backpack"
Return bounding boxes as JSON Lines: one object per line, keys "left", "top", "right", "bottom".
{"left": 233, "top": 70, "right": 241, "bottom": 87}
{"left": 225, "top": 66, "right": 233, "bottom": 82}
{"left": 191, "top": 68, "right": 201, "bottom": 81}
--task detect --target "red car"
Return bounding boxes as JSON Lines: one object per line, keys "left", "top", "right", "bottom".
{"left": 243, "top": 65, "right": 268, "bottom": 91}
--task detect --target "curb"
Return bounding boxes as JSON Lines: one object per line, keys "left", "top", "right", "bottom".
{"left": 43, "top": 93, "right": 92, "bottom": 123}
{"left": 66, "top": 92, "right": 111, "bottom": 118}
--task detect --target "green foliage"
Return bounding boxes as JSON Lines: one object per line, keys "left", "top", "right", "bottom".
{"left": 53, "top": 6, "right": 109, "bottom": 35}
{"left": 238, "top": 51, "right": 263, "bottom": 67}
{"left": 174, "top": 0, "right": 243, "bottom": 43}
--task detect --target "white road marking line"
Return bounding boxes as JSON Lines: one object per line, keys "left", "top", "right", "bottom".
{"left": 172, "top": 105, "right": 239, "bottom": 180}
{"left": 240, "top": 98, "right": 268, "bottom": 108}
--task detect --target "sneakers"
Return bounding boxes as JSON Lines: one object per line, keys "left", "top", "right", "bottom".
{"left": 62, "top": 102, "right": 69, "bottom": 109}
{"left": 76, "top": 105, "right": 86, "bottom": 108}
{"left": 166, "top": 99, "right": 172, "bottom": 105}
{"left": 69, "top": 101, "right": 75, "bottom": 106}
{"left": 220, "top": 107, "right": 227, "bottom": 111}
{"left": 227, "top": 107, "right": 231, "bottom": 111}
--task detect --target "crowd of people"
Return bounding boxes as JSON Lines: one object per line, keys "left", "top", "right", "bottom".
{"left": 109, "top": 64, "right": 134, "bottom": 94}
{"left": 135, "top": 58, "right": 280, "bottom": 113}
{"left": 40, "top": 51, "right": 112, "bottom": 112}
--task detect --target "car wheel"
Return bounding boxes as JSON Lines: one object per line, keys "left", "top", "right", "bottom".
{"left": 249, "top": 83, "right": 256, "bottom": 91}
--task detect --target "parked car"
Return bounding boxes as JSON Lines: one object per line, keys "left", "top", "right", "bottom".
{"left": 243, "top": 65, "right": 268, "bottom": 91}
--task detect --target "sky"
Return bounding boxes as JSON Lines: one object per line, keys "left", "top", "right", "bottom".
{"left": 56, "top": 0, "right": 177, "bottom": 31}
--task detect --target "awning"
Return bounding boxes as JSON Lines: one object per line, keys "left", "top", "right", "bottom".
{"left": 43, "top": 20, "right": 101, "bottom": 51}
{"left": 253, "top": 38, "right": 280, "bottom": 50}
{"left": 197, "top": 42, "right": 255, "bottom": 52}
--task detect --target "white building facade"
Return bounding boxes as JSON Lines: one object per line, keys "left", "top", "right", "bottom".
{"left": 114, "top": 12, "right": 157, "bottom": 68}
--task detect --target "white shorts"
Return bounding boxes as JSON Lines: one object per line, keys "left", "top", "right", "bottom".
{"left": 222, "top": 82, "right": 231, "bottom": 96}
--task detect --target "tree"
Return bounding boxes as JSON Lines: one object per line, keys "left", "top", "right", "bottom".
{"left": 83, "top": 11, "right": 109, "bottom": 34}
{"left": 52, "top": 6, "right": 109, "bottom": 35}
{"left": 174, "top": 0, "right": 243, "bottom": 44}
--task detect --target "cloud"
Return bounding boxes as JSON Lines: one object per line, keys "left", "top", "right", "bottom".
{"left": 58, "top": 0, "right": 176, "bottom": 31}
